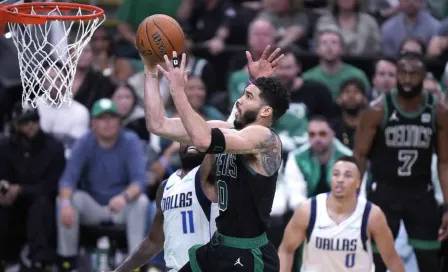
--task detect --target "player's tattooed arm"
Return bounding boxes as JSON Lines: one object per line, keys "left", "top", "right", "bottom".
{"left": 353, "top": 98, "right": 384, "bottom": 175}
{"left": 222, "top": 126, "right": 282, "bottom": 175}
{"left": 114, "top": 181, "right": 166, "bottom": 272}
{"left": 259, "top": 131, "right": 282, "bottom": 176}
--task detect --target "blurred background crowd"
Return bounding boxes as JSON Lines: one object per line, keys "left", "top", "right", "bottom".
{"left": 0, "top": 0, "right": 447, "bottom": 271}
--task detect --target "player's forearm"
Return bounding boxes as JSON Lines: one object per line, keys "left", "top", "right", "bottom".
{"left": 143, "top": 68, "right": 195, "bottom": 145}
{"left": 278, "top": 247, "right": 295, "bottom": 272}
{"left": 123, "top": 183, "right": 141, "bottom": 201}
{"left": 115, "top": 237, "right": 163, "bottom": 272}
{"left": 438, "top": 160, "right": 448, "bottom": 203}
{"left": 384, "top": 254, "right": 405, "bottom": 272}
{"left": 59, "top": 187, "right": 73, "bottom": 201}
{"left": 171, "top": 90, "right": 211, "bottom": 151}
{"left": 144, "top": 68, "right": 169, "bottom": 132}
{"left": 354, "top": 152, "right": 368, "bottom": 177}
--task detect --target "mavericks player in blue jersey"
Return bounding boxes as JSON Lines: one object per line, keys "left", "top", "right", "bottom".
{"left": 114, "top": 143, "right": 218, "bottom": 272}
{"left": 278, "top": 156, "right": 404, "bottom": 272}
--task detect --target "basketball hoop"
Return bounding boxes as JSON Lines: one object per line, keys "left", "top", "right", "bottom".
{"left": 0, "top": 2, "right": 105, "bottom": 108}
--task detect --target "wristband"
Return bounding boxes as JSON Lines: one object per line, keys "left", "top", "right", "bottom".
{"left": 60, "top": 199, "right": 71, "bottom": 207}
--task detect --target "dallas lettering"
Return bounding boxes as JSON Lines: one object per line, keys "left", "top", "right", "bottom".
{"left": 315, "top": 237, "right": 357, "bottom": 252}
{"left": 162, "top": 192, "right": 193, "bottom": 211}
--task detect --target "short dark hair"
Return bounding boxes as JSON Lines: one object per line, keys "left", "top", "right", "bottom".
{"left": 253, "top": 77, "right": 290, "bottom": 122}
{"left": 339, "top": 78, "right": 367, "bottom": 96}
{"left": 309, "top": 115, "right": 329, "bottom": 124}
{"left": 316, "top": 28, "right": 345, "bottom": 47}
{"left": 114, "top": 81, "right": 138, "bottom": 101}
{"left": 335, "top": 155, "right": 361, "bottom": 175}
{"left": 397, "top": 51, "right": 427, "bottom": 69}
{"left": 281, "top": 45, "right": 300, "bottom": 57}
{"left": 331, "top": 0, "right": 361, "bottom": 15}
{"left": 399, "top": 36, "right": 426, "bottom": 55}
{"left": 373, "top": 56, "right": 397, "bottom": 72}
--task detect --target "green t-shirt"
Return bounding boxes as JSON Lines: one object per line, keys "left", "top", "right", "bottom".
{"left": 116, "top": 0, "right": 183, "bottom": 31}
{"left": 302, "top": 63, "right": 371, "bottom": 99}
{"left": 290, "top": 139, "right": 353, "bottom": 197}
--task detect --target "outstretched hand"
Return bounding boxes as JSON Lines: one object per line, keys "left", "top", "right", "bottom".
{"left": 247, "top": 45, "right": 284, "bottom": 80}
{"left": 157, "top": 52, "right": 189, "bottom": 94}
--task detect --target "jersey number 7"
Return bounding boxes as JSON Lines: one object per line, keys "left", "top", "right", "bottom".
{"left": 398, "top": 150, "right": 418, "bottom": 176}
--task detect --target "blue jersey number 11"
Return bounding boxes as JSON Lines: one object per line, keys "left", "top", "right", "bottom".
{"left": 181, "top": 210, "right": 195, "bottom": 234}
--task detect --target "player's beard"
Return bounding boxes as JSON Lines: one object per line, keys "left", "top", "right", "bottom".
{"left": 233, "top": 109, "right": 259, "bottom": 130}
{"left": 396, "top": 82, "right": 423, "bottom": 99}
{"left": 179, "top": 147, "right": 206, "bottom": 171}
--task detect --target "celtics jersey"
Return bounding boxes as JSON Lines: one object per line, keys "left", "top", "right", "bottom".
{"left": 214, "top": 152, "right": 279, "bottom": 238}
{"left": 369, "top": 92, "right": 437, "bottom": 185}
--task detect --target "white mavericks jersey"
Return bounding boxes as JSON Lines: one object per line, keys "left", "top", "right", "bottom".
{"left": 162, "top": 166, "right": 219, "bottom": 271}
{"left": 301, "top": 193, "right": 374, "bottom": 272}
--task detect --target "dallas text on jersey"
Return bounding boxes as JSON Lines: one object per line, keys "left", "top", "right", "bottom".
{"left": 162, "top": 192, "right": 193, "bottom": 212}
{"left": 315, "top": 237, "right": 357, "bottom": 252}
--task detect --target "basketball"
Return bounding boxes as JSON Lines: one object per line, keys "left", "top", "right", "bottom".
{"left": 135, "top": 14, "right": 185, "bottom": 65}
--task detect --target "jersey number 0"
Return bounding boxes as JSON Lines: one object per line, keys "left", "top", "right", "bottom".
{"left": 217, "top": 180, "right": 228, "bottom": 211}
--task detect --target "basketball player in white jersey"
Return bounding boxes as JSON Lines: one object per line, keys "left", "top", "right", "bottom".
{"left": 278, "top": 156, "right": 405, "bottom": 272}
{"left": 114, "top": 143, "right": 218, "bottom": 272}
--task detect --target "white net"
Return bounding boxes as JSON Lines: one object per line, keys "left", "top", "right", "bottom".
{"left": 7, "top": 4, "right": 105, "bottom": 108}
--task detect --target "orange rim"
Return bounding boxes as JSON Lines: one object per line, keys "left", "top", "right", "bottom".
{"left": 0, "top": 4, "right": 6, "bottom": 35}
{"left": 0, "top": 2, "right": 104, "bottom": 24}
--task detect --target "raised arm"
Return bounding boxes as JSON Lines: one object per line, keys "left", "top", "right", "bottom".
{"left": 114, "top": 181, "right": 166, "bottom": 272}
{"left": 368, "top": 205, "right": 405, "bottom": 272}
{"left": 144, "top": 45, "right": 283, "bottom": 145}
{"left": 278, "top": 199, "right": 311, "bottom": 272}
{"left": 143, "top": 65, "right": 229, "bottom": 145}
{"left": 435, "top": 103, "right": 448, "bottom": 241}
{"left": 353, "top": 98, "right": 383, "bottom": 175}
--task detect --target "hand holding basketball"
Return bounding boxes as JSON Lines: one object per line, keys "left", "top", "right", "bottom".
{"left": 157, "top": 51, "right": 189, "bottom": 93}
{"left": 135, "top": 14, "right": 185, "bottom": 66}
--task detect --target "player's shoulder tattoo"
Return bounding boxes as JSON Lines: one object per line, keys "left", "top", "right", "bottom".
{"left": 259, "top": 130, "right": 282, "bottom": 176}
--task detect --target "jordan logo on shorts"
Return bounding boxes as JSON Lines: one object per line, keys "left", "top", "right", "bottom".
{"left": 234, "top": 257, "right": 244, "bottom": 266}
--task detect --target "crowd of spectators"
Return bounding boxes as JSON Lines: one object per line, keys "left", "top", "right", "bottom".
{"left": 0, "top": 0, "right": 447, "bottom": 271}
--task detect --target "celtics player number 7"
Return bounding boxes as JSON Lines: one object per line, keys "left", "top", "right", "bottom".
{"left": 397, "top": 150, "right": 418, "bottom": 176}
